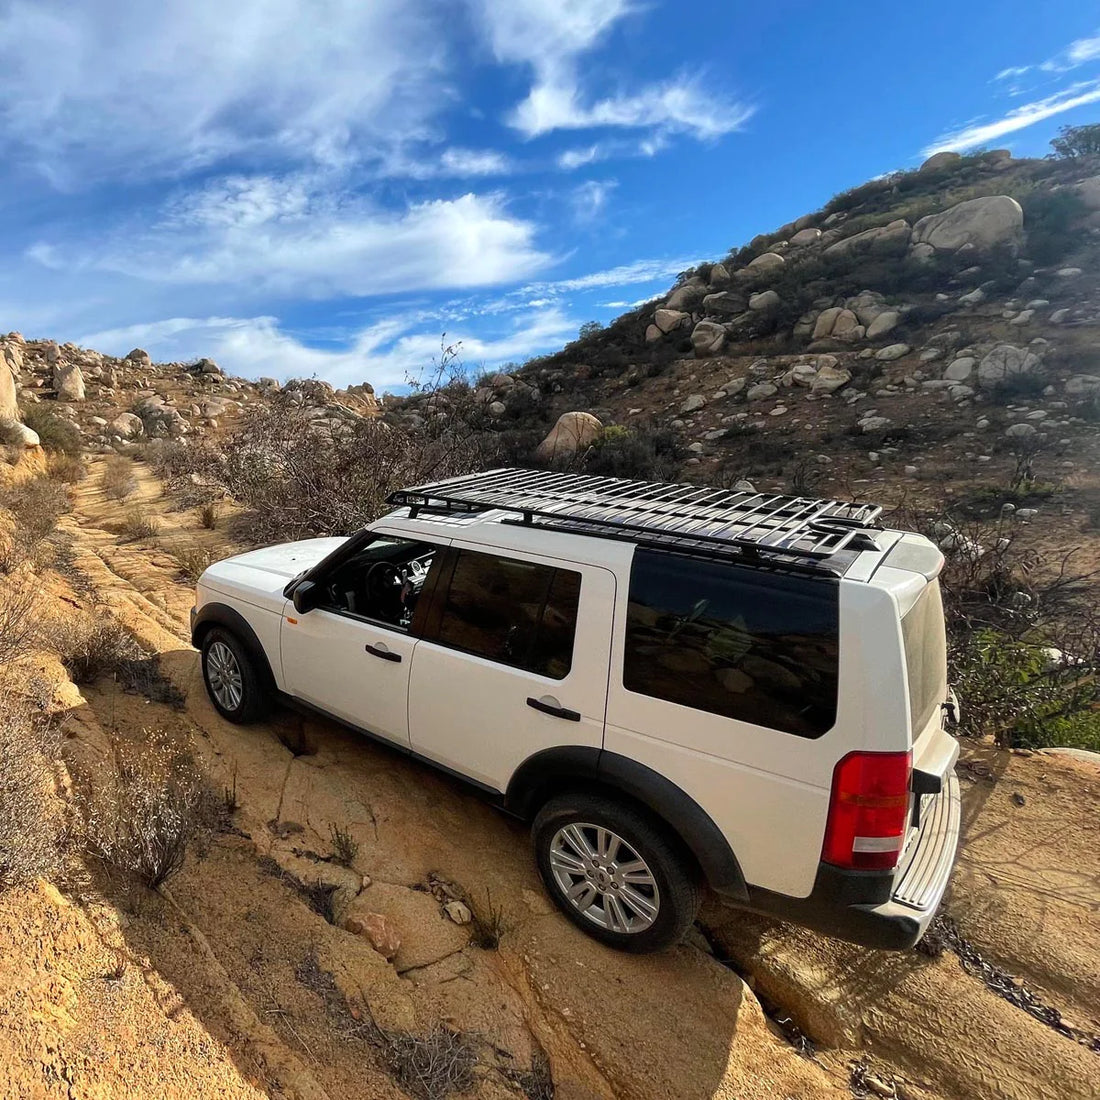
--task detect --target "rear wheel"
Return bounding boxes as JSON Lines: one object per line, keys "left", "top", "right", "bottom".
{"left": 532, "top": 792, "right": 700, "bottom": 953}
{"left": 201, "top": 627, "right": 270, "bottom": 724}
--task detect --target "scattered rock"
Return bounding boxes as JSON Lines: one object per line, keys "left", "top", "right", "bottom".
{"left": 875, "top": 344, "right": 911, "bottom": 362}
{"left": 977, "top": 344, "right": 1040, "bottom": 387}
{"left": 943, "top": 358, "right": 976, "bottom": 382}
{"left": 654, "top": 308, "right": 689, "bottom": 334}
{"left": 443, "top": 900, "right": 472, "bottom": 925}
{"left": 344, "top": 912, "right": 402, "bottom": 962}
{"left": 866, "top": 311, "right": 900, "bottom": 339}
{"left": 746, "top": 382, "right": 778, "bottom": 401}
{"left": 54, "top": 361, "right": 85, "bottom": 402}
{"left": 811, "top": 364, "right": 852, "bottom": 394}
{"left": 680, "top": 394, "right": 707, "bottom": 414}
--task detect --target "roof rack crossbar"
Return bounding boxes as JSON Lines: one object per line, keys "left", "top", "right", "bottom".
{"left": 386, "top": 468, "right": 882, "bottom": 567}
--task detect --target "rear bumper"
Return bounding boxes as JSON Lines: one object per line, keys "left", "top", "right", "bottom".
{"left": 731, "top": 772, "right": 962, "bottom": 951}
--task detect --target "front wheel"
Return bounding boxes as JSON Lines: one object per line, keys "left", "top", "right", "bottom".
{"left": 532, "top": 793, "right": 700, "bottom": 953}
{"left": 201, "top": 627, "right": 271, "bottom": 724}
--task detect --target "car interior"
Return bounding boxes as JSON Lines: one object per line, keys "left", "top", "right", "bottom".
{"left": 321, "top": 537, "right": 438, "bottom": 628}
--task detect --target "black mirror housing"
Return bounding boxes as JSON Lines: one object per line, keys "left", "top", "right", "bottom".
{"left": 292, "top": 580, "right": 321, "bottom": 614}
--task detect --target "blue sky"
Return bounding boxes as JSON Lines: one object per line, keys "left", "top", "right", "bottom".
{"left": 1, "top": 0, "right": 1098, "bottom": 391}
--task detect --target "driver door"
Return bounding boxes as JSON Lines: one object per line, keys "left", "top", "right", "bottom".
{"left": 280, "top": 533, "right": 447, "bottom": 745}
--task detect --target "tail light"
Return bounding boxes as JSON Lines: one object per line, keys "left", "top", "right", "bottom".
{"left": 822, "top": 751, "right": 912, "bottom": 871}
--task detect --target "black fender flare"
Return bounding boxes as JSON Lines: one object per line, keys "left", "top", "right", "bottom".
{"left": 191, "top": 602, "right": 278, "bottom": 692}
{"left": 506, "top": 746, "right": 749, "bottom": 901}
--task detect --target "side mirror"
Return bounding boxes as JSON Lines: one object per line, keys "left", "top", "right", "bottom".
{"left": 292, "top": 580, "right": 321, "bottom": 614}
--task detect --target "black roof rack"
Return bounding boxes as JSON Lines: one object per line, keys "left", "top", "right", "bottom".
{"left": 387, "top": 469, "right": 883, "bottom": 575}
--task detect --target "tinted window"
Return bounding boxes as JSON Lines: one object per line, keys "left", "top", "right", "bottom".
{"left": 435, "top": 551, "right": 581, "bottom": 678}
{"left": 623, "top": 550, "right": 838, "bottom": 737}
{"left": 901, "top": 580, "right": 947, "bottom": 734}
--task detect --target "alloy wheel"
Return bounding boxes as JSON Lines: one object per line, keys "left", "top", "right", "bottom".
{"left": 548, "top": 822, "right": 661, "bottom": 933}
{"left": 206, "top": 640, "right": 244, "bottom": 711}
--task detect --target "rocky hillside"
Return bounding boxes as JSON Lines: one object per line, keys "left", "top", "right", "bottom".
{"left": 1, "top": 338, "right": 378, "bottom": 457}
{"left": 387, "top": 147, "right": 1100, "bottom": 520}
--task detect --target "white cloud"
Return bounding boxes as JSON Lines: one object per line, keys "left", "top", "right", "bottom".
{"left": 527, "top": 257, "right": 695, "bottom": 293}
{"left": 557, "top": 145, "right": 603, "bottom": 169}
{"left": 923, "top": 80, "right": 1100, "bottom": 155}
{"left": 438, "top": 147, "right": 514, "bottom": 176}
{"left": 0, "top": 0, "right": 451, "bottom": 185}
{"left": 1067, "top": 33, "right": 1100, "bottom": 66}
{"left": 570, "top": 179, "right": 617, "bottom": 223}
{"left": 994, "top": 65, "right": 1032, "bottom": 82}
{"left": 78, "top": 306, "right": 581, "bottom": 388}
{"left": 511, "top": 76, "right": 753, "bottom": 139}
{"left": 31, "top": 187, "right": 552, "bottom": 298}
{"left": 469, "top": 0, "right": 750, "bottom": 142}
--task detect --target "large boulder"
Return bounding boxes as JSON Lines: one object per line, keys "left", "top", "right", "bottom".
{"left": 919, "top": 151, "right": 962, "bottom": 173}
{"left": 812, "top": 307, "right": 864, "bottom": 343}
{"left": 4, "top": 422, "right": 39, "bottom": 449}
{"left": 1065, "top": 375, "right": 1100, "bottom": 396}
{"left": 866, "top": 311, "right": 900, "bottom": 339}
{"left": 125, "top": 347, "right": 152, "bottom": 368}
{"left": 1075, "top": 176, "right": 1100, "bottom": 211}
{"left": 976, "top": 344, "right": 1040, "bottom": 386}
{"left": 653, "top": 308, "right": 689, "bottom": 334}
{"left": 53, "top": 361, "right": 85, "bottom": 401}
{"left": 665, "top": 277, "right": 707, "bottom": 311}
{"left": 736, "top": 252, "right": 785, "bottom": 282}
{"left": 702, "top": 291, "right": 747, "bottom": 317}
{"left": 691, "top": 320, "right": 727, "bottom": 357}
{"left": 823, "top": 220, "right": 911, "bottom": 260}
{"left": 789, "top": 227, "right": 822, "bottom": 247}
{"left": 110, "top": 412, "right": 145, "bottom": 439}
{"left": 535, "top": 412, "right": 602, "bottom": 462}
{"left": 911, "top": 195, "right": 1023, "bottom": 252}
{"left": 0, "top": 363, "right": 17, "bottom": 422}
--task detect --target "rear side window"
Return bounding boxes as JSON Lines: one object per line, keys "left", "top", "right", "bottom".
{"left": 901, "top": 580, "right": 947, "bottom": 734}
{"left": 623, "top": 550, "right": 839, "bottom": 737}
{"left": 434, "top": 550, "right": 581, "bottom": 679}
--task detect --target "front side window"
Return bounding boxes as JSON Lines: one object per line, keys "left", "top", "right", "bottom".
{"left": 320, "top": 536, "right": 439, "bottom": 631}
{"left": 623, "top": 550, "right": 839, "bottom": 737}
{"left": 434, "top": 550, "right": 581, "bottom": 678}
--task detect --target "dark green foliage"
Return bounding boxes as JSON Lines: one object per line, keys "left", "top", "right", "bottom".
{"left": 577, "top": 320, "right": 603, "bottom": 340}
{"left": 582, "top": 423, "right": 683, "bottom": 481}
{"left": 20, "top": 404, "right": 83, "bottom": 457}
{"left": 1049, "top": 122, "right": 1100, "bottom": 159}
{"left": 1020, "top": 188, "right": 1088, "bottom": 265}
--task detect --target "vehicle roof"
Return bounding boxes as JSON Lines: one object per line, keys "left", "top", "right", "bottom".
{"left": 386, "top": 468, "right": 893, "bottom": 578}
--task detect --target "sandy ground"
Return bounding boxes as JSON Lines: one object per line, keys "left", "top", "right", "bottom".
{"left": 1, "top": 456, "right": 1098, "bottom": 1100}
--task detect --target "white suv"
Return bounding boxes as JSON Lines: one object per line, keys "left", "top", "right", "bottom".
{"left": 192, "top": 468, "right": 961, "bottom": 953}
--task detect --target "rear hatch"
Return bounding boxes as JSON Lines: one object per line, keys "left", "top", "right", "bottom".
{"left": 897, "top": 577, "right": 960, "bottom": 909}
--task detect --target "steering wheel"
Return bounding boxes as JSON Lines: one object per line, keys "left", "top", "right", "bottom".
{"left": 365, "top": 561, "right": 403, "bottom": 604}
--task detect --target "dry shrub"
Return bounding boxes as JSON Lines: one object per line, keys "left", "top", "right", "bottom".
{"left": 45, "top": 609, "right": 185, "bottom": 706}
{"left": 118, "top": 506, "right": 160, "bottom": 542}
{"left": 46, "top": 452, "right": 86, "bottom": 483}
{"left": 199, "top": 501, "right": 218, "bottom": 529}
{"left": 0, "top": 477, "right": 70, "bottom": 573}
{"left": 101, "top": 455, "right": 137, "bottom": 500}
{"left": 0, "top": 698, "right": 67, "bottom": 890}
{"left": 203, "top": 399, "right": 485, "bottom": 543}
{"left": 0, "top": 579, "right": 37, "bottom": 666}
{"left": 21, "top": 404, "right": 83, "bottom": 457}
{"left": 85, "top": 728, "right": 218, "bottom": 888}
{"left": 173, "top": 543, "right": 214, "bottom": 582}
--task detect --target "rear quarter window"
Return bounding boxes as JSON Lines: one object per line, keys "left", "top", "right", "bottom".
{"left": 623, "top": 550, "right": 839, "bottom": 737}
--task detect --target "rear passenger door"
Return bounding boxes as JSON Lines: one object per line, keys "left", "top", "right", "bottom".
{"left": 407, "top": 545, "right": 615, "bottom": 792}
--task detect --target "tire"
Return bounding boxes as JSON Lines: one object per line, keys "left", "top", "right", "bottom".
{"left": 532, "top": 792, "right": 700, "bottom": 953}
{"left": 200, "top": 627, "right": 271, "bottom": 724}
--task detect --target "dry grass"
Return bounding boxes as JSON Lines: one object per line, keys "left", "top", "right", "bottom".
{"left": 84, "top": 728, "right": 219, "bottom": 889}
{"left": 199, "top": 502, "right": 218, "bottom": 529}
{"left": 469, "top": 888, "right": 508, "bottom": 950}
{"left": 118, "top": 506, "right": 160, "bottom": 542}
{"left": 173, "top": 543, "right": 214, "bottom": 582}
{"left": 328, "top": 823, "right": 359, "bottom": 867}
{"left": 46, "top": 452, "right": 86, "bottom": 483}
{"left": 0, "top": 579, "right": 37, "bottom": 666}
{"left": 0, "top": 697, "right": 67, "bottom": 891}
{"left": 101, "top": 456, "right": 138, "bottom": 500}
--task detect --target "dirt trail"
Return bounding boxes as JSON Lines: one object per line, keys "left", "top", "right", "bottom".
{"left": 38, "top": 458, "right": 846, "bottom": 1099}
{"left": 14, "top": 456, "right": 1097, "bottom": 1100}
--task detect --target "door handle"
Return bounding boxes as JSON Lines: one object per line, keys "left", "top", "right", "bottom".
{"left": 527, "top": 696, "right": 581, "bottom": 722}
{"left": 365, "top": 643, "right": 402, "bottom": 663}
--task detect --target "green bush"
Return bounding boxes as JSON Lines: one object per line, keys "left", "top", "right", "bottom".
{"left": 20, "top": 405, "right": 83, "bottom": 457}
{"left": 1050, "top": 122, "right": 1100, "bottom": 159}
{"left": 1020, "top": 189, "right": 1088, "bottom": 265}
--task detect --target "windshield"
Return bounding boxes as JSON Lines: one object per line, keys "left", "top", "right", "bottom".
{"left": 901, "top": 580, "right": 948, "bottom": 734}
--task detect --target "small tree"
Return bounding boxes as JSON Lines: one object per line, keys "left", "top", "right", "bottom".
{"left": 1050, "top": 122, "right": 1100, "bottom": 159}
{"left": 577, "top": 321, "right": 603, "bottom": 340}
